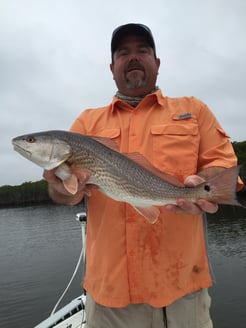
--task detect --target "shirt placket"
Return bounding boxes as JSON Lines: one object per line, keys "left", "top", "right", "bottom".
{"left": 125, "top": 107, "right": 145, "bottom": 300}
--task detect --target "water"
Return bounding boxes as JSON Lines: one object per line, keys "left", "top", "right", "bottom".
{"left": 0, "top": 205, "right": 246, "bottom": 328}
{"left": 0, "top": 205, "right": 83, "bottom": 327}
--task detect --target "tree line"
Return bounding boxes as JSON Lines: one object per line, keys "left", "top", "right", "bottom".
{"left": 0, "top": 140, "right": 245, "bottom": 208}
{"left": 232, "top": 140, "right": 246, "bottom": 180}
{"left": 0, "top": 180, "right": 51, "bottom": 208}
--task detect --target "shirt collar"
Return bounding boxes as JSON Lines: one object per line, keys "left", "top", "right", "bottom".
{"left": 110, "top": 89, "right": 165, "bottom": 112}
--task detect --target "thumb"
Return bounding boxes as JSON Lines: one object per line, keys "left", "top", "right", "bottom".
{"left": 184, "top": 175, "right": 205, "bottom": 187}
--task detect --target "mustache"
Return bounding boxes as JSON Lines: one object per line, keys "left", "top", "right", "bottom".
{"left": 125, "top": 60, "right": 145, "bottom": 73}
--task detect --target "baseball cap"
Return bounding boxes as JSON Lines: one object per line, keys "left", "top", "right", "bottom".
{"left": 111, "top": 23, "right": 156, "bottom": 57}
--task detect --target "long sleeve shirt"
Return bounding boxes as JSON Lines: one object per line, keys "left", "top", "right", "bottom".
{"left": 70, "top": 89, "right": 240, "bottom": 307}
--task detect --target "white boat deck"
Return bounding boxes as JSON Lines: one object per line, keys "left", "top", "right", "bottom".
{"left": 34, "top": 294, "right": 86, "bottom": 328}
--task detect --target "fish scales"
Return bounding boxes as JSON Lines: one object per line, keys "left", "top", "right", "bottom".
{"left": 63, "top": 132, "right": 186, "bottom": 203}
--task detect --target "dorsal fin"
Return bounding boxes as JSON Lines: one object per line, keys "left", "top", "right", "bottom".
{"left": 125, "top": 152, "right": 184, "bottom": 187}
{"left": 91, "top": 136, "right": 119, "bottom": 152}
{"left": 90, "top": 136, "right": 184, "bottom": 187}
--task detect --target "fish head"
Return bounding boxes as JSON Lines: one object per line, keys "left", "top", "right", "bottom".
{"left": 12, "top": 131, "right": 72, "bottom": 170}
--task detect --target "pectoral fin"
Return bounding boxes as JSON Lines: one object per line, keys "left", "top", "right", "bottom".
{"left": 62, "top": 174, "right": 78, "bottom": 195}
{"left": 134, "top": 206, "right": 160, "bottom": 224}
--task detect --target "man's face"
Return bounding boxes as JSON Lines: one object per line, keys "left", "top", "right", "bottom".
{"left": 110, "top": 35, "right": 160, "bottom": 97}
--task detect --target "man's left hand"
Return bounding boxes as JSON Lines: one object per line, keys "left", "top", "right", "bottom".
{"left": 165, "top": 174, "right": 218, "bottom": 215}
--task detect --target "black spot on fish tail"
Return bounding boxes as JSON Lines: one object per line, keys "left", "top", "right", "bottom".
{"left": 204, "top": 184, "right": 211, "bottom": 192}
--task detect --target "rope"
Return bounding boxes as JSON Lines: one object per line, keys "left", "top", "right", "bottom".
{"left": 50, "top": 212, "right": 87, "bottom": 316}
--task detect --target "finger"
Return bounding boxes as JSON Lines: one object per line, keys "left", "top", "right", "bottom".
{"left": 70, "top": 164, "right": 90, "bottom": 182}
{"left": 176, "top": 198, "right": 203, "bottom": 215}
{"left": 184, "top": 175, "right": 205, "bottom": 187}
{"left": 84, "top": 187, "right": 92, "bottom": 197}
{"left": 76, "top": 175, "right": 91, "bottom": 193}
{"left": 73, "top": 172, "right": 91, "bottom": 192}
{"left": 166, "top": 198, "right": 219, "bottom": 215}
{"left": 43, "top": 169, "right": 59, "bottom": 183}
{"left": 197, "top": 199, "right": 218, "bottom": 214}
{"left": 165, "top": 200, "right": 202, "bottom": 215}
{"left": 80, "top": 184, "right": 98, "bottom": 197}
{"left": 43, "top": 169, "right": 74, "bottom": 196}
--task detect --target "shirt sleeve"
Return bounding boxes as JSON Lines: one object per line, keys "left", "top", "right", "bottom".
{"left": 196, "top": 98, "right": 243, "bottom": 190}
{"left": 70, "top": 115, "right": 86, "bottom": 134}
{"left": 197, "top": 100, "right": 237, "bottom": 169}
{"left": 70, "top": 108, "right": 95, "bottom": 134}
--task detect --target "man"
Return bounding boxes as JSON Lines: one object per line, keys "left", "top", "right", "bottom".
{"left": 44, "top": 24, "right": 242, "bottom": 328}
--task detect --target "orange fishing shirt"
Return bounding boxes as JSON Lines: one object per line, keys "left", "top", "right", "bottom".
{"left": 70, "top": 89, "right": 241, "bottom": 308}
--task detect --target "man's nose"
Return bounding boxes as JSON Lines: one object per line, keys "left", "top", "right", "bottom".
{"left": 128, "top": 53, "right": 140, "bottom": 62}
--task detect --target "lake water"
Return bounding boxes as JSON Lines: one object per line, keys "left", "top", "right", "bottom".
{"left": 0, "top": 205, "right": 246, "bottom": 328}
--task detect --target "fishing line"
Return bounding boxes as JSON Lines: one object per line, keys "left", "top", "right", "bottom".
{"left": 50, "top": 211, "right": 87, "bottom": 316}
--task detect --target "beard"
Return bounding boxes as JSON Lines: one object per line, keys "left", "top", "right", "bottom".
{"left": 125, "top": 71, "right": 147, "bottom": 89}
{"left": 124, "top": 60, "right": 147, "bottom": 89}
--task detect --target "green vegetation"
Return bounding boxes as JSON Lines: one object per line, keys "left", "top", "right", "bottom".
{"left": 232, "top": 140, "right": 246, "bottom": 183}
{"left": 0, "top": 140, "right": 245, "bottom": 208}
{"left": 0, "top": 180, "right": 52, "bottom": 208}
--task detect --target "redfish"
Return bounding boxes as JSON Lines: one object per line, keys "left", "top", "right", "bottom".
{"left": 12, "top": 130, "right": 242, "bottom": 223}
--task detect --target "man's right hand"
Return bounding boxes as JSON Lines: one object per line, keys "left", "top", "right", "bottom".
{"left": 43, "top": 165, "right": 97, "bottom": 205}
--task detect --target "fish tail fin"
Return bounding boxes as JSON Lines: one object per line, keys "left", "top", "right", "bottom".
{"left": 206, "top": 166, "right": 242, "bottom": 206}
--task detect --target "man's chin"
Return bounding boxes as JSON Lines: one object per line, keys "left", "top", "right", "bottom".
{"left": 126, "top": 79, "right": 146, "bottom": 89}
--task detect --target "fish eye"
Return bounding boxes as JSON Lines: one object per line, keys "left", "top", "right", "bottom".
{"left": 26, "top": 136, "right": 36, "bottom": 143}
{"left": 204, "top": 184, "right": 210, "bottom": 192}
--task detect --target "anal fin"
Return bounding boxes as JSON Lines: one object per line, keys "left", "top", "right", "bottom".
{"left": 134, "top": 206, "right": 160, "bottom": 224}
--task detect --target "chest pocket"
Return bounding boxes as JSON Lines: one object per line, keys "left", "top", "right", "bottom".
{"left": 150, "top": 123, "right": 200, "bottom": 176}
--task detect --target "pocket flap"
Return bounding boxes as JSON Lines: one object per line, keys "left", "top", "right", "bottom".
{"left": 151, "top": 124, "right": 198, "bottom": 136}
{"left": 95, "top": 128, "right": 121, "bottom": 139}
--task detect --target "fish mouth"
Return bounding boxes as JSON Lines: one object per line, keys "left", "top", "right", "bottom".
{"left": 12, "top": 143, "right": 32, "bottom": 158}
